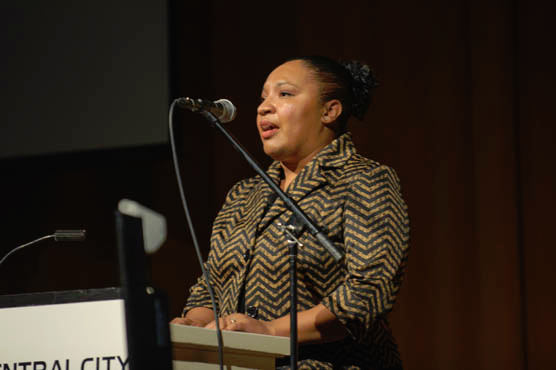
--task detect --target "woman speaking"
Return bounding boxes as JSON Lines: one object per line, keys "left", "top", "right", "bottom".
{"left": 172, "top": 56, "right": 410, "bottom": 370}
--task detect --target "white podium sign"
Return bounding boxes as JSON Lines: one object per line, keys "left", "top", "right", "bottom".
{"left": 0, "top": 299, "right": 128, "bottom": 369}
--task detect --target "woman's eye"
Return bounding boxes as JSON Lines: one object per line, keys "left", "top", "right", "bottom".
{"left": 280, "top": 91, "right": 293, "bottom": 97}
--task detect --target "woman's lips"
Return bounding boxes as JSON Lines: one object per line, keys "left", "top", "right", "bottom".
{"left": 259, "top": 121, "right": 279, "bottom": 139}
{"left": 261, "top": 128, "right": 279, "bottom": 139}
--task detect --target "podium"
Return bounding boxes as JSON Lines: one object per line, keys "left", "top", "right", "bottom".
{"left": 170, "top": 324, "right": 290, "bottom": 370}
{"left": 0, "top": 288, "right": 289, "bottom": 370}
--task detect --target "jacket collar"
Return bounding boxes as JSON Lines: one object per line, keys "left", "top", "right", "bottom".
{"left": 254, "top": 132, "right": 357, "bottom": 233}
{"left": 265, "top": 131, "right": 357, "bottom": 186}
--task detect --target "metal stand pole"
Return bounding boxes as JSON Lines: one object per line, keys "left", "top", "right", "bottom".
{"left": 278, "top": 222, "right": 303, "bottom": 370}
{"left": 288, "top": 238, "right": 298, "bottom": 370}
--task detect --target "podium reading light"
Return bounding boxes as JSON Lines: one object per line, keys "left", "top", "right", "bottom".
{"left": 115, "top": 199, "right": 172, "bottom": 370}
{"left": 117, "top": 199, "right": 167, "bottom": 254}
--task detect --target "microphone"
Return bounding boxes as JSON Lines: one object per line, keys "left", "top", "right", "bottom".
{"left": 0, "top": 229, "right": 87, "bottom": 267}
{"left": 175, "top": 97, "right": 237, "bottom": 123}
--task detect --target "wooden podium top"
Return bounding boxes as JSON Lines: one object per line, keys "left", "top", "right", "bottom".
{"left": 170, "top": 323, "right": 290, "bottom": 370}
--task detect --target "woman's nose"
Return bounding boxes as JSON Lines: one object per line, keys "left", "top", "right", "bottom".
{"left": 257, "top": 98, "right": 274, "bottom": 115}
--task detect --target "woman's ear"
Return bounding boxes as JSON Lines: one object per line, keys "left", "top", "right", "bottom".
{"left": 321, "top": 100, "right": 343, "bottom": 125}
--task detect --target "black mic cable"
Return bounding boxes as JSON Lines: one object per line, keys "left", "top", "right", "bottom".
{"left": 0, "top": 230, "right": 86, "bottom": 267}
{"left": 169, "top": 100, "right": 225, "bottom": 370}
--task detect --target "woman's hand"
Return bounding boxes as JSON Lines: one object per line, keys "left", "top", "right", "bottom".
{"left": 170, "top": 316, "right": 207, "bottom": 327}
{"left": 206, "top": 305, "right": 347, "bottom": 343}
{"left": 204, "top": 313, "right": 277, "bottom": 336}
{"left": 170, "top": 306, "right": 214, "bottom": 327}
{"left": 172, "top": 304, "right": 347, "bottom": 343}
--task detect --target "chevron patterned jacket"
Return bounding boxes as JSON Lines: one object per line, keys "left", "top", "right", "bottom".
{"left": 184, "top": 132, "right": 410, "bottom": 369}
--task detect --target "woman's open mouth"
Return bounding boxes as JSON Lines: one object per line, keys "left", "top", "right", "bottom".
{"left": 259, "top": 121, "right": 279, "bottom": 139}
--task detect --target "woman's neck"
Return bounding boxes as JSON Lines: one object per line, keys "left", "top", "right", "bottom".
{"left": 279, "top": 143, "right": 328, "bottom": 191}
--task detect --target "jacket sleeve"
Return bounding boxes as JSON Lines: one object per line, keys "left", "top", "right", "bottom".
{"left": 182, "top": 263, "right": 215, "bottom": 315}
{"left": 321, "top": 165, "right": 410, "bottom": 341}
{"left": 182, "top": 180, "right": 246, "bottom": 315}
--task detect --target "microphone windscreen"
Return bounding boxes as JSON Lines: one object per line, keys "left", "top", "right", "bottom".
{"left": 215, "top": 98, "right": 237, "bottom": 123}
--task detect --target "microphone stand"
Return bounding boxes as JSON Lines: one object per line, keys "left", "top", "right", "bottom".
{"left": 192, "top": 109, "right": 345, "bottom": 369}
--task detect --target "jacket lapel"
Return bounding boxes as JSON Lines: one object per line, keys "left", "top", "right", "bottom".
{"left": 251, "top": 162, "right": 282, "bottom": 237}
{"left": 255, "top": 132, "right": 356, "bottom": 236}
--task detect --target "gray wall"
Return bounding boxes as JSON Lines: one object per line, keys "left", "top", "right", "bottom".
{"left": 0, "top": 2, "right": 168, "bottom": 158}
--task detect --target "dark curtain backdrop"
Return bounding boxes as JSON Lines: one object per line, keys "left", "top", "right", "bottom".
{"left": 0, "top": 1, "right": 554, "bottom": 369}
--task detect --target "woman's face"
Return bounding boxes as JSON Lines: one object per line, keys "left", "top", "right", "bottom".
{"left": 257, "top": 60, "right": 332, "bottom": 165}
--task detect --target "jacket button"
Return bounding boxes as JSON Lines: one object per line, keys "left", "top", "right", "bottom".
{"left": 246, "top": 305, "right": 258, "bottom": 319}
{"left": 242, "top": 249, "right": 250, "bottom": 261}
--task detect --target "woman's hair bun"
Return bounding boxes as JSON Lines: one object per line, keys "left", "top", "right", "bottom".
{"left": 341, "top": 60, "right": 378, "bottom": 120}
{"left": 286, "top": 55, "right": 379, "bottom": 124}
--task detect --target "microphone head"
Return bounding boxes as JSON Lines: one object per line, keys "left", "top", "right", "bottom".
{"left": 54, "top": 230, "right": 87, "bottom": 242}
{"left": 215, "top": 98, "right": 237, "bottom": 123}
